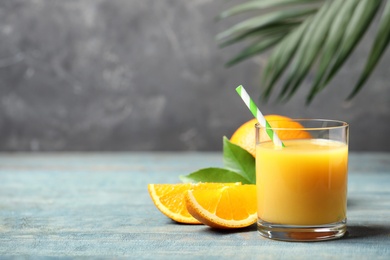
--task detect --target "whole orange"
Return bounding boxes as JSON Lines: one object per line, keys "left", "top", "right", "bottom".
{"left": 230, "top": 115, "right": 311, "bottom": 157}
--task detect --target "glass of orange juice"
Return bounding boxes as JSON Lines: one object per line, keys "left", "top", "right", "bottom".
{"left": 255, "top": 119, "right": 349, "bottom": 241}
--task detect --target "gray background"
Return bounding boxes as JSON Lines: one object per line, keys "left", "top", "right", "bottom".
{"left": 0, "top": 0, "right": 389, "bottom": 152}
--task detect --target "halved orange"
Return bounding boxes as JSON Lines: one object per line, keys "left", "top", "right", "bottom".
{"left": 185, "top": 184, "right": 257, "bottom": 229}
{"left": 148, "top": 183, "right": 240, "bottom": 224}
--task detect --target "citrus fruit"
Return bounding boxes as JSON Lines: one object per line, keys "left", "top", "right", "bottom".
{"left": 230, "top": 115, "right": 311, "bottom": 157}
{"left": 185, "top": 184, "right": 257, "bottom": 229}
{"left": 148, "top": 183, "right": 240, "bottom": 224}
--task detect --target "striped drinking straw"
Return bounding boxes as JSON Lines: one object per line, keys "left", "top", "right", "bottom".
{"left": 235, "top": 85, "right": 285, "bottom": 147}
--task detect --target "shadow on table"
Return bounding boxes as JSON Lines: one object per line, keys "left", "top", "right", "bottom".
{"left": 198, "top": 223, "right": 257, "bottom": 235}
{"left": 194, "top": 223, "right": 390, "bottom": 240}
{"left": 164, "top": 219, "right": 257, "bottom": 234}
{"left": 343, "top": 225, "right": 390, "bottom": 240}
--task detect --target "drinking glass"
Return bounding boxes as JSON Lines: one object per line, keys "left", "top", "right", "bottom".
{"left": 256, "top": 119, "right": 349, "bottom": 241}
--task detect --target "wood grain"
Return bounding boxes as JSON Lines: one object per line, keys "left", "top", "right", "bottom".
{"left": 0, "top": 152, "right": 389, "bottom": 258}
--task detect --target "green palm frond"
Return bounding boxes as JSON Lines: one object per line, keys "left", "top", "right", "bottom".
{"left": 217, "top": 0, "right": 390, "bottom": 103}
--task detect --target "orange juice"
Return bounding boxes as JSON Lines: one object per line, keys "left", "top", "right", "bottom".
{"left": 256, "top": 139, "right": 348, "bottom": 225}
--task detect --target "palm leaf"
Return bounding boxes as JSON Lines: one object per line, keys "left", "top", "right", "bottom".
{"left": 226, "top": 34, "right": 285, "bottom": 67}
{"left": 219, "top": 22, "right": 299, "bottom": 48}
{"left": 216, "top": 8, "right": 316, "bottom": 41}
{"left": 218, "top": 0, "right": 323, "bottom": 20}
{"left": 316, "top": 0, "right": 382, "bottom": 95}
{"left": 218, "top": 0, "right": 390, "bottom": 102}
{"left": 306, "top": 0, "right": 360, "bottom": 104}
{"left": 348, "top": 0, "right": 390, "bottom": 99}
{"left": 278, "top": 0, "right": 342, "bottom": 102}
{"left": 261, "top": 19, "right": 311, "bottom": 100}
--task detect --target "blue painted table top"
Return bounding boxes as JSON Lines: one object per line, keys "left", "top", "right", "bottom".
{"left": 0, "top": 152, "right": 389, "bottom": 259}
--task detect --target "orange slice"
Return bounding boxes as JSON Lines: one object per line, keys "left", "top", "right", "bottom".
{"left": 148, "top": 183, "right": 240, "bottom": 224}
{"left": 185, "top": 184, "right": 257, "bottom": 229}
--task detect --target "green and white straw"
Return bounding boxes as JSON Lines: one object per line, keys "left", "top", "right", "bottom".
{"left": 236, "top": 85, "right": 284, "bottom": 147}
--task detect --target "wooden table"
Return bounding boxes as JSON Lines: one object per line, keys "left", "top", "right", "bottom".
{"left": 0, "top": 152, "right": 389, "bottom": 258}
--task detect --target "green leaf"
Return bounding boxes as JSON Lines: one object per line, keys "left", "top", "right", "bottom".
{"left": 279, "top": 0, "right": 344, "bottom": 101}
{"left": 217, "top": 8, "right": 316, "bottom": 41}
{"left": 261, "top": 17, "right": 312, "bottom": 100}
{"left": 219, "top": 22, "right": 298, "bottom": 48}
{"left": 218, "top": 0, "right": 324, "bottom": 19}
{"left": 348, "top": 0, "right": 390, "bottom": 99}
{"left": 222, "top": 136, "right": 255, "bottom": 184}
{"left": 306, "top": 0, "right": 359, "bottom": 104}
{"left": 218, "top": 0, "right": 390, "bottom": 102}
{"left": 226, "top": 34, "right": 284, "bottom": 67}
{"left": 179, "top": 167, "right": 251, "bottom": 184}
{"left": 178, "top": 137, "right": 256, "bottom": 184}
{"left": 320, "top": 0, "right": 382, "bottom": 90}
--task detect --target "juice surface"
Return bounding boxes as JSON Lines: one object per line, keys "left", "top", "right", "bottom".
{"left": 256, "top": 139, "right": 348, "bottom": 225}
